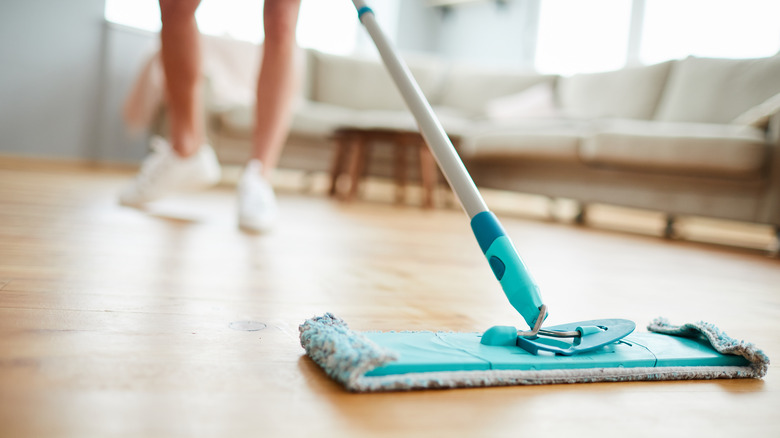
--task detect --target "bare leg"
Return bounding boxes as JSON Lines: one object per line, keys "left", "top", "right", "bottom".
{"left": 159, "top": 0, "right": 203, "bottom": 158}
{"left": 236, "top": 0, "right": 301, "bottom": 231}
{"left": 252, "top": 0, "right": 302, "bottom": 175}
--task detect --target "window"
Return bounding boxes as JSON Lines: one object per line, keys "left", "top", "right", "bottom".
{"left": 106, "top": 0, "right": 780, "bottom": 73}
{"left": 104, "top": 0, "right": 360, "bottom": 56}
{"left": 640, "top": 0, "right": 780, "bottom": 64}
{"left": 535, "top": 0, "right": 632, "bottom": 75}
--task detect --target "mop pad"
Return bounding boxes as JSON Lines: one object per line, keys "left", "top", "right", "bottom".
{"left": 299, "top": 313, "right": 768, "bottom": 392}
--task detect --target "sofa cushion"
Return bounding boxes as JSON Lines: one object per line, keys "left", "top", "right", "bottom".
{"left": 218, "top": 101, "right": 359, "bottom": 138}
{"left": 349, "top": 107, "right": 473, "bottom": 136}
{"left": 655, "top": 55, "right": 780, "bottom": 124}
{"left": 308, "top": 50, "right": 445, "bottom": 112}
{"left": 558, "top": 61, "right": 672, "bottom": 120}
{"left": 580, "top": 119, "right": 768, "bottom": 177}
{"left": 216, "top": 105, "right": 254, "bottom": 137}
{"left": 221, "top": 101, "right": 476, "bottom": 142}
{"left": 288, "top": 102, "right": 360, "bottom": 136}
{"left": 438, "top": 64, "right": 557, "bottom": 116}
{"left": 459, "top": 119, "right": 587, "bottom": 161}
{"left": 484, "top": 82, "right": 560, "bottom": 121}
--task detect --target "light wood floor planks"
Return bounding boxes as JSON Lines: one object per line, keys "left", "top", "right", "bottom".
{"left": 0, "top": 156, "right": 778, "bottom": 437}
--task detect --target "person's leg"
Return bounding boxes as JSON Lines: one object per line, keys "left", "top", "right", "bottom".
{"left": 159, "top": 0, "right": 204, "bottom": 157}
{"left": 237, "top": 0, "right": 301, "bottom": 231}
{"left": 118, "top": 0, "right": 220, "bottom": 207}
{"left": 252, "top": 0, "right": 302, "bottom": 175}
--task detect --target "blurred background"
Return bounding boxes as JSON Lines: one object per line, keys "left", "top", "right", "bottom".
{"left": 1, "top": 0, "right": 779, "bottom": 164}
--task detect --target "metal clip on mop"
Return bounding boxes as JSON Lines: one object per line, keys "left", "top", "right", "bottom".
{"left": 353, "top": 0, "right": 634, "bottom": 355}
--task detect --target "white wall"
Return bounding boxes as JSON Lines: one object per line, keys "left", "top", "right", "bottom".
{"left": 394, "top": 0, "right": 539, "bottom": 69}
{"left": 94, "top": 24, "right": 159, "bottom": 163}
{"left": 0, "top": 0, "right": 106, "bottom": 160}
{"left": 394, "top": 0, "right": 441, "bottom": 54}
{"left": 434, "top": 0, "right": 539, "bottom": 69}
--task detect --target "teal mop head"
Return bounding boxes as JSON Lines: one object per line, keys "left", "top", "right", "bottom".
{"left": 299, "top": 313, "right": 768, "bottom": 392}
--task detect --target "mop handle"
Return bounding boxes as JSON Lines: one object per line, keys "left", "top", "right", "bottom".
{"left": 353, "top": 1, "right": 544, "bottom": 329}
{"left": 353, "top": 1, "right": 486, "bottom": 218}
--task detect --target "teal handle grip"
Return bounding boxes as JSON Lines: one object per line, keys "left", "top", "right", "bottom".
{"left": 470, "top": 211, "right": 544, "bottom": 328}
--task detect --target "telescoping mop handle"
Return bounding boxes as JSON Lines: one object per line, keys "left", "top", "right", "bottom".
{"left": 352, "top": 0, "right": 545, "bottom": 329}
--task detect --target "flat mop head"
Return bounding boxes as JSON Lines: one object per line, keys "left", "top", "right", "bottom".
{"left": 299, "top": 313, "right": 768, "bottom": 392}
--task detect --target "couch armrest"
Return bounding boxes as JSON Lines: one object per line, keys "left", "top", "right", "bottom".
{"left": 760, "top": 110, "right": 780, "bottom": 226}
{"left": 767, "top": 109, "right": 780, "bottom": 145}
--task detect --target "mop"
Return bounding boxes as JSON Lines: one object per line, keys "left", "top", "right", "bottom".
{"left": 298, "top": 1, "right": 769, "bottom": 392}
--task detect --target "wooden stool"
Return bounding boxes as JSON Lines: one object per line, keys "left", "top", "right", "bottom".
{"left": 329, "top": 128, "right": 441, "bottom": 208}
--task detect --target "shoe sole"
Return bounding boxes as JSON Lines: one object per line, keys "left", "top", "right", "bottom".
{"left": 119, "top": 173, "right": 222, "bottom": 207}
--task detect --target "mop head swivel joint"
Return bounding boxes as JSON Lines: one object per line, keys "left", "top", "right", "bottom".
{"left": 483, "top": 313, "right": 637, "bottom": 356}
{"left": 469, "top": 212, "right": 638, "bottom": 356}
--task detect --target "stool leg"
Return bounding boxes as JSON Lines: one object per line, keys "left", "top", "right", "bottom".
{"left": 419, "top": 143, "right": 436, "bottom": 208}
{"left": 346, "top": 135, "right": 369, "bottom": 202}
{"left": 769, "top": 225, "right": 780, "bottom": 258}
{"left": 574, "top": 202, "right": 587, "bottom": 225}
{"left": 395, "top": 139, "right": 407, "bottom": 204}
{"left": 329, "top": 138, "right": 348, "bottom": 197}
{"left": 664, "top": 214, "right": 676, "bottom": 239}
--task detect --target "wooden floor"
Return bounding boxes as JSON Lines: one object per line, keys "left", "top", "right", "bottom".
{"left": 1, "top": 157, "right": 778, "bottom": 437}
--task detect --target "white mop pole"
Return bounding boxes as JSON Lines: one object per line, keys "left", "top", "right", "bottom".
{"left": 352, "top": 1, "right": 546, "bottom": 329}
{"left": 352, "top": 0, "right": 488, "bottom": 219}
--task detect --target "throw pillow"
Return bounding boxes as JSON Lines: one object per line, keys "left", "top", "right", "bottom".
{"left": 483, "top": 82, "right": 560, "bottom": 121}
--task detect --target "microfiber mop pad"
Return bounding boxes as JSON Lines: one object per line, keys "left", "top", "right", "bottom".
{"left": 299, "top": 313, "right": 768, "bottom": 392}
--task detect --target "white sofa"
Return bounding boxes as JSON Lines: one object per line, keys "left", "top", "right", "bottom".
{"left": 131, "top": 36, "right": 780, "bottom": 234}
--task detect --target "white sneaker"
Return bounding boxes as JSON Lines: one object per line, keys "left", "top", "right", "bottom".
{"left": 237, "top": 159, "right": 277, "bottom": 232}
{"left": 119, "top": 137, "right": 222, "bottom": 207}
